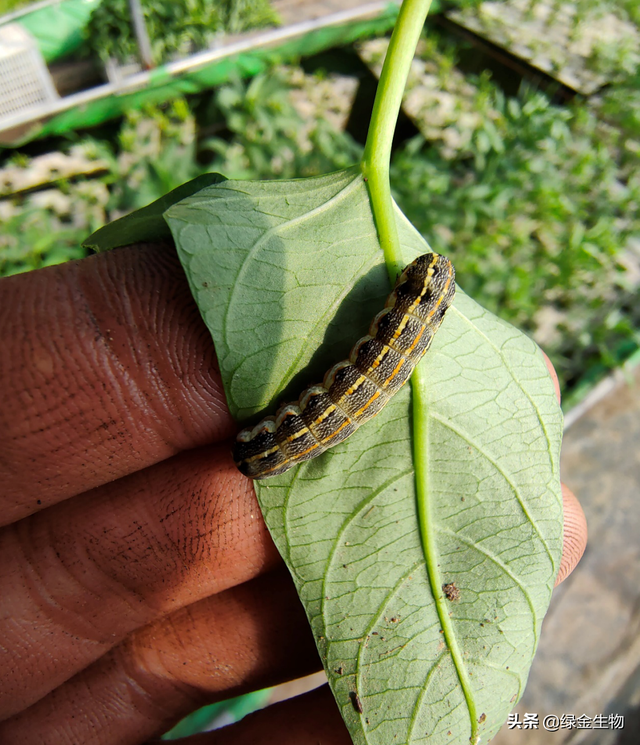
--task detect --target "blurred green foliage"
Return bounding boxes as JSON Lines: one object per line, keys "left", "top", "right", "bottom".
{"left": 391, "top": 83, "right": 640, "bottom": 394}
{"left": 84, "top": 0, "right": 279, "bottom": 64}
{"left": 0, "top": 0, "right": 31, "bottom": 14}
{"left": 573, "top": 0, "right": 640, "bottom": 27}
{"left": 598, "top": 70, "right": 640, "bottom": 140}
{"left": 111, "top": 98, "right": 205, "bottom": 210}
{"left": 0, "top": 205, "right": 91, "bottom": 273}
{"left": 86, "top": 0, "right": 220, "bottom": 64}
{"left": 0, "top": 140, "right": 113, "bottom": 275}
{"left": 222, "top": 0, "right": 281, "bottom": 34}
{"left": 0, "top": 70, "right": 359, "bottom": 277}
{"left": 201, "top": 72, "right": 362, "bottom": 180}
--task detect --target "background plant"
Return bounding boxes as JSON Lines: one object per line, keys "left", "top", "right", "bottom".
{"left": 0, "top": 69, "right": 360, "bottom": 276}
{"left": 200, "top": 71, "right": 362, "bottom": 180}
{"left": 0, "top": 0, "right": 32, "bottom": 14}
{"left": 391, "top": 81, "right": 640, "bottom": 393}
{"left": 83, "top": 0, "right": 279, "bottom": 65}
{"left": 0, "top": 139, "right": 113, "bottom": 276}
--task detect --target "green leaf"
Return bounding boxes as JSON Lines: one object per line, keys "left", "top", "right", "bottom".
{"left": 83, "top": 173, "right": 226, "bottom": 253}
{"left": 164, "top": 168, "right": 563, "bottom": 745}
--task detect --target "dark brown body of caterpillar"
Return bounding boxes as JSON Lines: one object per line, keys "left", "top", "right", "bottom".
{"left": 232, "top": 253, "right": 456, "bottom": 479}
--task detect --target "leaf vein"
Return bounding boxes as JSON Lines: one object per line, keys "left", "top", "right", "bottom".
{"left": 439, "top": 526, "right": 539, "bottom": 639}
{"left": 222, "top": 174, "right": 362, "bottom": 354}
{"left": 430, "top": 411, "right": 555, "bottom": 572}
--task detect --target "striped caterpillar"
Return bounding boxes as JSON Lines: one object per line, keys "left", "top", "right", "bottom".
{"left": 232, "top": 252, "right": 455, "bottom": 479}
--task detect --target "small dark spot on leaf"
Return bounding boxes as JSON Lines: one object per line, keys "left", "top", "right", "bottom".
{"left": 461, "top": 497, "right": 465, "bottom": 501}
{"left": 479, "top": 713, "right": 486, "bottom": 724}
{"left": 335, "top": 666, "right": 343, "bottom": 675}
{"left": 350, "top": 691, "right": 363, "bottom": 714}
{"left": 442, "top": 582, "right": 460, "bottom": 602}
{"left": 202, "top": 281, "right": 209, "bottom": 288}
{"left": 390, "top": 617, "right": 398, "bottom": 623}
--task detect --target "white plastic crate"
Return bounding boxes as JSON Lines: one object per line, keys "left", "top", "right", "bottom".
{"left": 0, "top": 23, "right": 58, "bottom": 120}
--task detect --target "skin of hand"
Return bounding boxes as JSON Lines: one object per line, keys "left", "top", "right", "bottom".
{"left": 0, "top": 243, "right": 587, "bottom": 745}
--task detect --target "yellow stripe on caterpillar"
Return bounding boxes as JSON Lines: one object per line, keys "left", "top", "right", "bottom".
{"left": 232, "top": 252, "right": 455, "bottom": 480}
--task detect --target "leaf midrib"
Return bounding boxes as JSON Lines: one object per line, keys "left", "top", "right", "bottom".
{"left": 412, "top": 362, "right": 480, "bottom": 744}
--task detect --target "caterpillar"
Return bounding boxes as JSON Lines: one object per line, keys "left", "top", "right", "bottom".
{"left": 232, "top": 252, "right": 455, "bottom": 480}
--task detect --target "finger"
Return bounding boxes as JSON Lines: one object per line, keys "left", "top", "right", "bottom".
{"left": 0, "top": 445, "right": 276, "bottom": 719}
{"left": 541, "top": 350, "right": 561, "bottom": 404}
{"left": 0, "top": 243, "right": 234, "bottom": 524}
{"left": 540, "top": 353, "right": 588, "bottom": 582}
{"left": 149, "top": 686, "right": 352, "bottom": 745}
{"left": 555, "top": 483, "right": 587, "bottom": 586}
{"left": 0, "top": 569, "right": 323, "bottom": 745}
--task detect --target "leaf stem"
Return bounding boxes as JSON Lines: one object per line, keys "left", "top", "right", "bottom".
{"left": 361, "top": 0, "right": 432, "bottom": 284}
{"left": 413, "top": 373, "right": 480, "bottom": 744}
{"left": 363, "top": 3, "right": 480, "bottom": 741}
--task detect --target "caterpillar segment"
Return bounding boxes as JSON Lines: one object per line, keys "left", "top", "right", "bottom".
{"left": 233, "top": 252, "right": 455, "bottom": 479}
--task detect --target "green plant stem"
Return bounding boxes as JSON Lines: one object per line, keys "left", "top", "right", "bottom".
{"left": 361, "top": 0, "right": 432, "bottom": 284}
{"left": 413, "top": 372, "right": 480, "bottom": 745}
{"left": 362, "top": 3, "right": 480, "bottom": 741}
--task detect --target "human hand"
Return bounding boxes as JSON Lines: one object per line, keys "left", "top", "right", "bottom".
{"left": 0, "top": 243, "right": 586, "bottom": 744}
